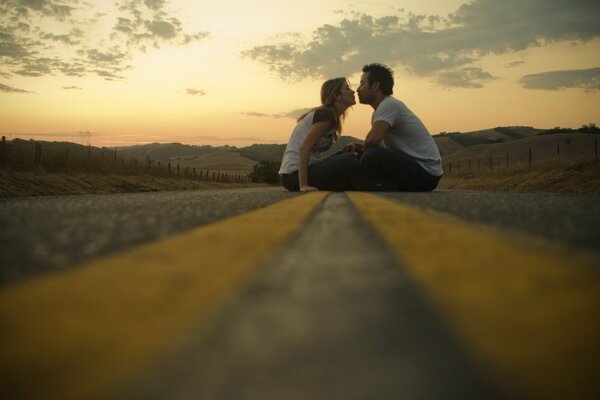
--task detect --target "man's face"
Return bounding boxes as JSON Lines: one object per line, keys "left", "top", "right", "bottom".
{"left": 357, "top": 72, "right": 374, "bottom": 104}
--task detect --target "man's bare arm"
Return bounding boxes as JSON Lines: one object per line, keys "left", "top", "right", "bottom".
{"left": 364, "top": 120, "right": 391, "bottom": 149}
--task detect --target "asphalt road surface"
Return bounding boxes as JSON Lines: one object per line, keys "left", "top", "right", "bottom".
{"left": 1, "top": 187, "right": 599, "bottom": 400}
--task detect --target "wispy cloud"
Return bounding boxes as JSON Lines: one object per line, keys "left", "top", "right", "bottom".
{"left": 241, "top": 112, "right": 272, "bottom": 118}
{"left": 243, "top": 0, "right": 600, "bottom": 89}
{"left": 519, "top": 67, "right": 600, "bottom": 92}
{"left": 62, "top": 85, "right": 82, "bottom": 90}
{"left": 0, "top": 0, "right": 210, "bottom": 82}
{"left": 242, "top": 108, "right": 312, "bottom": 119}
{"left": 506, "top": 61, "right": 525, "bottom": 68}
{"left": 0, "top": 82, "right": 32, "bottom": 93}
{"left": 185, "top": 88, "right": 206, "bottom": 96}
{"left": 437, "top": 67, "right": 498, "bottom": 88}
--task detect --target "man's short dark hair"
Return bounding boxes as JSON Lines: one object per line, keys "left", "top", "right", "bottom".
{"left": 362, "top": 63, "right": 394, "bottom": 95}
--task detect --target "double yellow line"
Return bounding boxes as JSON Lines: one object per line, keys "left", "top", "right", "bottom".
{"left": 348, "top": 192, "right": 600, "bottom": 400}
{"left": 1, "top": 191, "right": 598, "bottom": 400}
{"left": 0, "top": 192, "right": 327, "bottom": 400}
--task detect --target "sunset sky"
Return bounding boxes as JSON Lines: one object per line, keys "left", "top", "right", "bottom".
{"left": 1, "top": 0, "right": 599, "bottom": 147}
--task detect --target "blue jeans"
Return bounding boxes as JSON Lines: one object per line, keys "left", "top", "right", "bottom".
{"left": 357, "top": 147, "right": 441, "bottom": 192}
{"left": 281, "top": 152, "right": 359, "bottom": 191}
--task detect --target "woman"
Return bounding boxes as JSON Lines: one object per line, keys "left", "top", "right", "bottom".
{"left": 279, "top": 77, "right": 358, "bottom": 192}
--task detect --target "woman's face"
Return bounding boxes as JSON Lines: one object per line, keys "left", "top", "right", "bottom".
{"left": 337, "top": 82, "right": 356, "bottom": 106}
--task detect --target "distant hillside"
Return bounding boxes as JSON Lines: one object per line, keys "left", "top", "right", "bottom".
{"left": 239, "top": 144, "right": 285, "bottom": 162}
{"left": 174, "top": 152, "right": 256, "bottom": 175}
{"left": 119, "top": 142, "right": 224, "bottom": 160}
{"left": 441, "top": 132, "right": 598, "bottom": 164}
{"left": 117, "top": 136, "right": 364, "bottom": 163}
{"left": 433, "top": 126, "right": 546, "bottom": 156}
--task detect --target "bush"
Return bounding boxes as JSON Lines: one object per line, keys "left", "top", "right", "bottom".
{"left": 578, "top": 123, "right": 600, "bottom": 134}
{"left": 249, "top": 160, "right": 281, "bottom": 183}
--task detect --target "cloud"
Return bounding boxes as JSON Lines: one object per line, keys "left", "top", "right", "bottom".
{"left": 519, "top": 67, "right": 600, "bottom": 92}
{"left": 242, "top": 108, "right": 312, "bottom": 119}
{"left": 243, "top": 0, "right": 600, "bottom": 89}
{"left": 436, "top": 67, "right": 498, "bottom": 88}
{"left": 10, "top": 0, "right": 77, "bottom": 20}
{"left": 0, "top": 0, "right": 210, "bottom": 82}
{"left": 113, "top": 0, "right": 209, "bottom": 48}
{"left": 241, "top": 112, "right": 271, "bottom": 118}
{"left": 506, "top": 61, "right": 524, "bottom": 68}
{"left": 185, "top": 88, "right": 206, "bottom": 96}
{"left": 0, "top": 82, "right": 32, "bottom": 93}
{"left": 62, "top": 85, "right": 82, "bottom": 90}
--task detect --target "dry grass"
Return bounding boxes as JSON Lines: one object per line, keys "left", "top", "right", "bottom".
{"left": 0, "top": 170, "right": 263, "bottom": 198}
{"left": 439, "top": 158, "right": 600, "bottom": 195}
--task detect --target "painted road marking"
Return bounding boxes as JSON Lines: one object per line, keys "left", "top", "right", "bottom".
{"left": 129, "top": 192, "right": 500, "bottom": 399}
{"left": 348, "top": 192, "right": 600, "bottom": 400}
{"left": 0, "top": 192, "right": 328, "bottom": 400}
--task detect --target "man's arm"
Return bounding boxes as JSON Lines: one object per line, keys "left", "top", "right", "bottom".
{"left": 342, "top": 120, "right": 391, "bottom": 153}
{"left": 363, "top": 120, "right": 391, "bottom": 149}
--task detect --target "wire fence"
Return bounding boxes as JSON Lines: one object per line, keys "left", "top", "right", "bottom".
{"left": 443, "top": 138, "right": 598, "bottom": 174}
{"left": 0, "top": 137, "right": 251, "bottom": 183}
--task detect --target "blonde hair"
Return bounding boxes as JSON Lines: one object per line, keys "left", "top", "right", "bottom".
{"left": 297, "top": 77, "right": 350, "bottom": 137}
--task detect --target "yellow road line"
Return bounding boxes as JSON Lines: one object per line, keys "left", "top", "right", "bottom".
{"left": 0, "top": 192, "right": 328, "bottom": 400}
{"left": 348, "top": 192, "right": 600, "bottom": 400}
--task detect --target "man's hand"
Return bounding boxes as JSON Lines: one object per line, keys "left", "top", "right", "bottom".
{"left": 343, "top": 142, "right": 364, "bottom": 153}
{"left": 300, "top": 185, "right": 319, "bottom": 192}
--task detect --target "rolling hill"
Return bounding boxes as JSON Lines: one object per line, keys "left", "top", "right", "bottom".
{"left": 8, "top": 125, "right": 597, "bottom": 177}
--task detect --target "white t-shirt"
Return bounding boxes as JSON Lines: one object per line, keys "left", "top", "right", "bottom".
{"left": 373, "top": 96, "right": 443, "bottom": 176}
{"left": 279, "top": 110, "right": 337, "bottom": 175}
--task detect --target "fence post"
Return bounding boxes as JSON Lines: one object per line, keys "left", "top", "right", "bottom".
{"left": 177, "top": 164, "right": 180, "bottom": 177}
{"left": 557, "top": 143, "right": 560, "bottom": 161}
{"left": 449, "top": 162, "right": 452, "bottom": 173}
{"left": 506, "top": 153, "right": 509, "bottom": 168}
{"left": 34, "top": 143, "right": 42, "bottom": 164}
{"left": 489, "top": 157, "right": 493, "bottom": 171}
{"left": 528, "top": 148, "right": 532, "bottom": 168}
{"left": 168, "top": 162, "right": 171, "bottom": 176}
{"left": 477, "top": 159, "right": 480, "bottom": 172}
{"left": 1, "top": 136, "right": 6, "bottom": 164}
{"left": 468, "top": 160, "right": 471, "bottom": 171}
{"left": 595, "top": 139, "right": 598, "bottom": 159}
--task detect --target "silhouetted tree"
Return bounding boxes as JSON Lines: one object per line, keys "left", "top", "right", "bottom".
{"left": 579, "top": 123, "right": 600, "bottom": 134}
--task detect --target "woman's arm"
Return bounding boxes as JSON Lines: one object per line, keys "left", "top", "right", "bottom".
{"left": 298, "top": 120, "right": 333, "bottom": 192}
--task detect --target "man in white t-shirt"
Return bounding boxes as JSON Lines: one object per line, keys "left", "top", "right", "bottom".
{"left": 344, "top": 63, "right": 443, "bottom": 191}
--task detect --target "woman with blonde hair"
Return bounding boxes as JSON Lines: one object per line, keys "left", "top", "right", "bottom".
{"left": 279, "top": 77, "right": 358, "bottom": 192}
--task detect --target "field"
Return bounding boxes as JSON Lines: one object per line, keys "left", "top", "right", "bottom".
{"left": 0, "top": 139, "right": 262, "bottom": 197}
{"left": 1, "top": 127, "right": 599, "bottom": 197}
{"left": 435, "top": 130, "right": 600, "bottom": 195}
{"left": 440, "top": 133, "right": 597, "bottom": 166}
{"left": 173, "top": 152, "right": 257, "bottom": 176}
{"left": 438, "top": 158, "right": 600, "bottom": 195}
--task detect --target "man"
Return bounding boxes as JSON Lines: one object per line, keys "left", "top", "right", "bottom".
{"left": 345, "top": 63, "right": 443, "bottom": 191}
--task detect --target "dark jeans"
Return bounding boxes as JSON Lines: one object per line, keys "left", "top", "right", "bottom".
{"left": 281, "top": 152, "right": 359, "bottom": 191}
{"left": 357, "top": 147, "right": 441, "bottom": 192}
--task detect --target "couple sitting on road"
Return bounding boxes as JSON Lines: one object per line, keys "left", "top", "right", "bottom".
{"left": 279, "top": 63, "right": 443, "bottom": 192}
